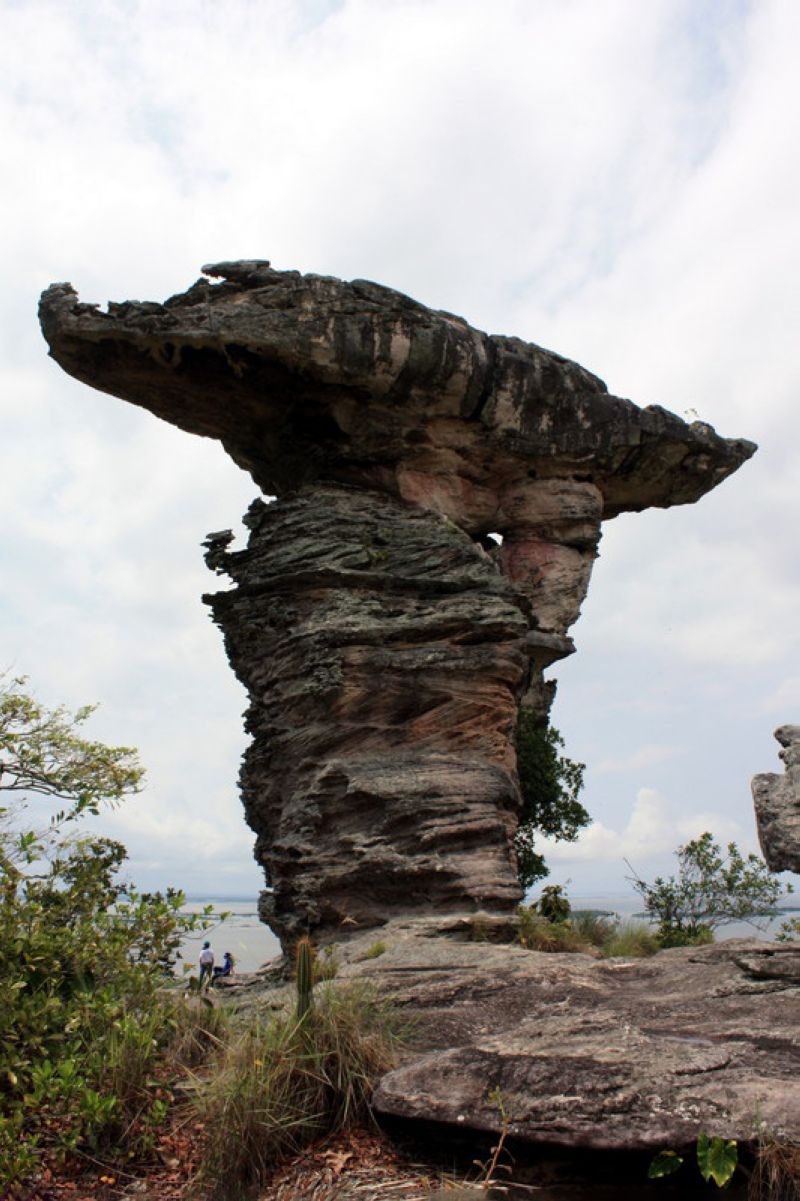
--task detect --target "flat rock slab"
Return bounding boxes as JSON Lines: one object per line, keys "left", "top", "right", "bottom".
{"left": 331, "top": 921, "right": 800, "bottom": 1151}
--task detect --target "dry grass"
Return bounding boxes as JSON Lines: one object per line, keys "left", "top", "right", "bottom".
{"left": 196, "top": 981, "right": 402, "bottom": 1199}
{"left": 601, "top": 920, "right": 661, "bottom": 958}
{"left": 750, "top": 1137, "right": 800, "bottom": 1201}
{"left": 166, "top": 993, "right": 230, "bottom": 1068}
{"left": 516, "top": 910, "right": 586, "bottom": 952}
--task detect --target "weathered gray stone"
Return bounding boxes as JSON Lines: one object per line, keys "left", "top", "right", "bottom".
{"left": 752, "top": 724, "right": 800, "bottom": 873}
{"left": 332, "top": 921, "right": 800, "bottom": 1151}
{"left": 203, "top": 484, "right": 531, "bottom": 947}
{"left": 39, "top": 264, "right": 756, "bottom": 948}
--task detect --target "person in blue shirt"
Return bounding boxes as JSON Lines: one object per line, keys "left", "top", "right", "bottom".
{"left": 212, "top": 951, "right": 235, "bottom": 983}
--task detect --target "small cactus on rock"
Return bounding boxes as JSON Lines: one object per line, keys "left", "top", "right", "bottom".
{"left": 295, "top": 936, "right": 315, "bottom": 1020}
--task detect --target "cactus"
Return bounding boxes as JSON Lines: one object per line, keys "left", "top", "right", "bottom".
{"left": 295, "top": 936, "right": 315, "bottom": 1020}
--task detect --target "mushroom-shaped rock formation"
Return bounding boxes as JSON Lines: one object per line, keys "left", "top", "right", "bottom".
{"left": 752, "top": 724, "right": 800, "bottom": 873}
{"left": 40, "top": 263, "right": 756, "bottom": 949}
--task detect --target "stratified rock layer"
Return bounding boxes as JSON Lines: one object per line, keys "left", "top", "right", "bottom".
{"left": 204, "top": 484, "right": 533, "bottom": 945}
{"left": 752, "top": 725, "right": 800, "bottom": 873}
{"left": 39, "top": 263, "right": 757, "bottom": 946}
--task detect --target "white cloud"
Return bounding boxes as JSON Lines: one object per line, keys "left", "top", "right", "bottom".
{"left": 1, "top": 0, "right": 797, "bottom": 898}
{"left": 760, "top": 677, "right": 800, "bottom": 716}
{"left": 594, "top": 744, "right": 682, "bottom": 776}
{"left": 540, "top": 787, "right": 746, "bottom": 868}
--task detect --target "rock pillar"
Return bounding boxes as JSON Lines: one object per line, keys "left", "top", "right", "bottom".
{"left": 752, "top": 725, "right": 800, "bottom": 873}
{"left": 204, "top": 484, "right": 540, "bottom": 944}
{"left": 38, "top": 261, "right": 757, "bottom": 949}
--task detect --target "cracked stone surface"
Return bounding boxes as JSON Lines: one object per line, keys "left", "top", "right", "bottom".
{"left": 40, "top": 263, "right": 756, "bottom": 948}
{"left": 335, "top": 921, "right": 800, "bottom": 1150}
{"left": 753, "top": 725, "right": 800, "bottom": 873}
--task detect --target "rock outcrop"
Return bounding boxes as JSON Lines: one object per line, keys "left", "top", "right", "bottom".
{"left": 752, "top": 725, "right": 800, "bottom": 873}
{"left": 203, "top": 484, "right": 532, "bottom": 944}
{"left": 40, "top": 263, "right": 756, "bottom": 948}
{"left": 334, "top": 920, "right": 800, "bottom": 1151}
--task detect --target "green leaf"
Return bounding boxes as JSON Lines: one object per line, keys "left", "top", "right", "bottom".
{"left": 648, "top": 1150, "right": 683, "bottom": 1178}
{"left": 697, "top": 1134, "right": 738, "bottom": 1187}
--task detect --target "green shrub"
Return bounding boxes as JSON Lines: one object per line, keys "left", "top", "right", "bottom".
{"left": 776, "top": 916, "right": 800, "bottom": 943}
{"left": 364, "top": 940, "right": 386, "bottom": 959}
{"left": 514, "top": 714, "right": 588, "bottom": 889}
{"left": 0, "top": 676, "right": 223, "bottom": 1189}
{"left": 196, "top": 981, "right": 402, "bottom": 1199}
{"left": 534, "top": 883, "right": 571, "bottom": 923}
{"left": 659, "top": 923, "right": 714, "bottom": 949}
{"left": 627, "top": 832, "right": 786, "bottom": 945}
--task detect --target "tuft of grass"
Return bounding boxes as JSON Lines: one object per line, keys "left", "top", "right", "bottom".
{"left": 167, "top": 993, "right": 230, "bottom": 1069}
{"left": 517, "top": 908, "right": 663, "bottom": 958}
{"left": 570, "top": 910, "right": 619, "bottom": 948}
{"left": 364, "top": 940, "right": 386, "bottom": 960}
{"left": 750, "top": 1136, "right": 800, "bottom": 1201}
{"left": 602, "top": 920, "right": 661, "bottom": 958}
{"left": 196, "top": 980, "right": 401, "bottom": 1199}
{"left": 517, "top": 908, "right": 586, "bottom": 953}
{"left": 314, "top": 943, "right": 340, "bottom": 981}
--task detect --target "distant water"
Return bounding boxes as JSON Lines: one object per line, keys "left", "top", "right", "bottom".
{"left": 568, "top": 893, "right": 796, "bottom": 942}
{"left": 174, "top": 893, "right": 797, "bottom": 978}
{"left": 176, "top": 897, "right": 282, "bottom": 975}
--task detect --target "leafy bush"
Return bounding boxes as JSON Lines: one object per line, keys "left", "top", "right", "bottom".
{"left": 0, "top": 676, "right": 221, "bottom": 1190}
{"left": 534, "top": 883, "right": 571, "bottom": 923}
{"left": 776, "top": 916, "right": 800, "bottom": 943}
{"left": 197, "top": 981, "right": 402, "bottom": 1198}
{"left": 627, "top": 832, "right": 786, "bottom": 946}
{"left": 514, "top": 714, "right": 588, "bottom": 889}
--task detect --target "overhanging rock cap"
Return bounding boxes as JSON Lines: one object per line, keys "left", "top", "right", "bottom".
{"left": 39, "top": 262, "right": 756, "bottom": 517}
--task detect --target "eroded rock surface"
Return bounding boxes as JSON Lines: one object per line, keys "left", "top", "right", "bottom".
{"left": 333, "top": 921, "right": 800, "bottom": 1151}
{"left": 203, "top": 484, "right": 533, "bottom": 945}
{"left": 752, "top": 725, "right": 800, "bottom": 873}
{"left": 40, "top": 263, "right": 756, "bottom": 947}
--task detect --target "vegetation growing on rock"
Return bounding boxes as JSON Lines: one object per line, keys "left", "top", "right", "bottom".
{"left": 514, "top": 714, "right": 588, "bottom": 889}
{"left": 0, "top": 678, "right": 404, "bottom": 1198}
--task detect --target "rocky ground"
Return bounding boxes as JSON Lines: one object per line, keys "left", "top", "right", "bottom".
{"left": 285, "top": 916, "right": 800, "bottom": 1153}
{"left": 28, "top": 921, "right": 797, "bottom": 1200}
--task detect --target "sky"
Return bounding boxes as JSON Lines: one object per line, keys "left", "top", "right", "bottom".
{"left": 1, "top": 0, "right": 798, "bottom": 901}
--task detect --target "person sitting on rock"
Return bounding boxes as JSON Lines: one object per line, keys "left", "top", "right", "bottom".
{"left": 212, "top": 951, "right": 235, "bottom": 983}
